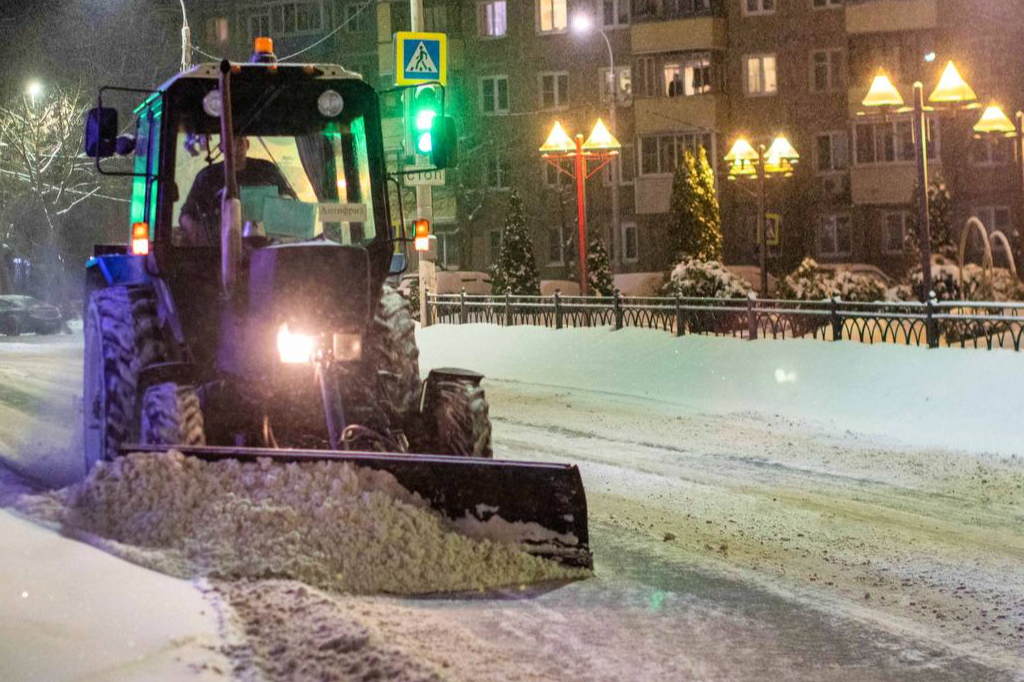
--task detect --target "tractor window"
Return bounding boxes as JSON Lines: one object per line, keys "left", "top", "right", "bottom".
{"left": 171, "top": 118, "right": 377, "bottom": 247}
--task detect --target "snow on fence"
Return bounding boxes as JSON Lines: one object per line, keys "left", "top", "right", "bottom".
{"left": 425, "top": 292, "right": 1024, "bottom": 351}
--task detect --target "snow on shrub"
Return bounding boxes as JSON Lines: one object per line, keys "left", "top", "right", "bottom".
{"left": 663, "top": 259, "right": 751, "bottom": 299}
{"left": 776, "top": 258, "right": 886, "bottom": 302}
{"left": 900, "top": 256, "right": 1024, "bottom": 302}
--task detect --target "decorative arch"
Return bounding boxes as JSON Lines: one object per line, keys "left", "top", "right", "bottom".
{"left": 958, "top": 216, "right": 994, "bottom": 300}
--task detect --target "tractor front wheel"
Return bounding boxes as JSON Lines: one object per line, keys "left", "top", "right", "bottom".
{"left": 432, "top": 378, "right": 493, "bottom": 458}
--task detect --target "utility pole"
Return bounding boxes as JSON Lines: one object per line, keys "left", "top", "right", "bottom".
{"left": 411, "top": 0, "right": 435, "bottom": 323}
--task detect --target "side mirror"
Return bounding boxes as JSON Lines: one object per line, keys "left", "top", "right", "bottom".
{"left": 429, "top": 115, "right": 458, "bottom": 169}
{"left": 389, "top": 253, "right": 407, "bottom": 275}
{"left": 85, "top": 107, "right": 118, "bottom": 158}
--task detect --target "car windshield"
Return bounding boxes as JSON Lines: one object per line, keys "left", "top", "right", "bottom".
{"left": 168, "top": 82, "right": 378, "bottom": 248}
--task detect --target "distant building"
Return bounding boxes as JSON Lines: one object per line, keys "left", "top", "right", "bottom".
{"left": 185, "top": 0, "right": 1024, "bottom": 279}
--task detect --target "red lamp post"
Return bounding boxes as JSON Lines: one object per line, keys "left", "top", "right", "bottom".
{"left": 540, "top": 120, "right": 621, "bottom": 295}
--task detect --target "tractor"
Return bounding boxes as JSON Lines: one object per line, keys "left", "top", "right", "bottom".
{"left": 81, "top": 39, "right": 590, "bottom": 568}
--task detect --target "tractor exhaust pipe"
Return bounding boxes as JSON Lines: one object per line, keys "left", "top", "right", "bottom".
{"left": 218, "top": 59, "right": 242, "bottom": 297}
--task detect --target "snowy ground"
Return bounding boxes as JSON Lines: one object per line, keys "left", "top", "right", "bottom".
{"left": 1, "top": 325, "right": 1022, "bottom": 681}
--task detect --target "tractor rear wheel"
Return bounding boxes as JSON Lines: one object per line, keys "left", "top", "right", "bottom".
{"left": 141, "top": 382, "right": 206, "bottom": 448}
{"left": 433, "top": 379, "right": 493, "bottom": 458}
{"left": 354, "top": 284, "right": 421, "bottom": 431}
{"left": 82, "top": 286, "right": 165, "bottom": 472}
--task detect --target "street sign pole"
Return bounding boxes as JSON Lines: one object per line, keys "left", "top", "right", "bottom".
{"left": 410, "top": 0, "right": 434, "bottom": 324}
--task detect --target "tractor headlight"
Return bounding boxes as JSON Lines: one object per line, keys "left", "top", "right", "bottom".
{"left": 277, "top": 324, "right": 316, "bottom": 364}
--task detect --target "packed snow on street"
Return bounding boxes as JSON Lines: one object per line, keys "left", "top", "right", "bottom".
{"left": 1, "top": 324, "right": 1022, "bottom": 681}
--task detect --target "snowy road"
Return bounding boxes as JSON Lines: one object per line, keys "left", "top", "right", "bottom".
{"left": 2, "top": 327, "right": 1022, "bottom": 681}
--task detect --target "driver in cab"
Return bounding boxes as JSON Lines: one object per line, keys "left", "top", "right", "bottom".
{"left": 179, "top": 136, "right": 295, "bottom": 245}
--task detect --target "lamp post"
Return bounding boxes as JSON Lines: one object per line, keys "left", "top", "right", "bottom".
{"left": 571, "top": 13, "right": 621, "bottom": 267}
{"left": 724, "top": 135, "right": 799, "bottom": 296}
{"left": 861, "top": 62, "right": 979, "bottom": 300}
{"left": 540, "top": 120, "right": 621, "bottom": 295}
{"left": 972, "top": 103, "right": 1024, "bottom": 265}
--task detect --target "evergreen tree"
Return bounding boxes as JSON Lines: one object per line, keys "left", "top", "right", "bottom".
{"left": 908, "top": 175, "right": 955, "bottom": 260}
{"left": 490, "top": 189, "right": 540, "bottom": 295}
{"left": 667, "top": 147, "right": 723, "bottom": 263}
{"left": 587, "top": 236, "right": 615, "bottom": 296}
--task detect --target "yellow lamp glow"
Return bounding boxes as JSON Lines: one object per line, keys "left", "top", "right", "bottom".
{"left": 862, "top": 69, "right": 904, "bottom": 108}
{"left": 928, "top": 61, "right": 977, "bottom": 105}
{"left": 581, "top": 118, "right": 621, "bottom": 152}
{"left": 973, "top": 104, "right": 1017, "bottom": 137}
{"left": 764, "top": 135, "right": 799, "bottom": 175}
{"left": 724, "top": 137, "right": 759, "bottom": 179}
{"left": 539, "top": 121, "right": 575, "bottom": 153}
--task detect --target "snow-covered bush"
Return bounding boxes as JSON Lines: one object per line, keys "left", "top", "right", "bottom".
{"left": 776, "top": 258, "right": 886, "bottom": 302}
{"left": 663, "top": 259, "right": 751, "bottom": 299}
{"left": 900, "top": 255, "right": 1024, "bottom": 302}
{"left": 662, "top": 259, "right": 750, "bottom": 334}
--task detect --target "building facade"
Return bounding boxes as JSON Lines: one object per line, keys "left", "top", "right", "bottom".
{"left": 186, "top": 0, "right": 1024, "bottom": 280}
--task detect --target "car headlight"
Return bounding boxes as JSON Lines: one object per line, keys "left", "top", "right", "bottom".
{"left": 277, "top": 323, "right": 316, "bottom": 364}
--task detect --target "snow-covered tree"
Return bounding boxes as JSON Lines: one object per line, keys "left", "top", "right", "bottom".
{"left": 907, "top": 176, "right": 955, "bottom": 260}
{"left": 587, "top": 236, "right": 615, "bottom": 296}
{"left": 666, "top": 147, "right": 722, "bottom": 262}
{"left": 663, "top": 259, "right": 750, "bottom": 299}
{"left": 776, "top": 258, "right": 886, "bottom": 302}
{"left": 490, "top": 189, "right": 540, "bottom": 295}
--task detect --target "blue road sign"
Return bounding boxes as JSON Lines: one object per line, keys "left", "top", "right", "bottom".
{"left": 395, "top": 31, "right": 447, "bottom": 86}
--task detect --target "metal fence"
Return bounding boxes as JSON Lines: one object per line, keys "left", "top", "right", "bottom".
{"left": 425, "top": 292, "right": 1024, "bottom": 351}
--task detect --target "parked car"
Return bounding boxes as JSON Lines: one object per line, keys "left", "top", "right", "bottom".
{"left": 0, "top": 295, "right": 64, "bottom": 336}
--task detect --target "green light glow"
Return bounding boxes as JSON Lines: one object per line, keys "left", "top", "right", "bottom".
{"left": 415, "top": 109, "right": 436, "bottom": 131}
{"left": 416, "top": 133, "right": 432, "bottom": 154}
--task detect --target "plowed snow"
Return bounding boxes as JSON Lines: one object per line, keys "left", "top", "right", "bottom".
{"left": 18, "top": 450, "right": 584, "bottom": 595}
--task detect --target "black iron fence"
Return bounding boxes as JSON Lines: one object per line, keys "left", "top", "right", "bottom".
{"left": 425, "top": 292, "right": 1024, "bottom": 351}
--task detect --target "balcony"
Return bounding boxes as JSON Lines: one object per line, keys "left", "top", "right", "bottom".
{"left": 845, "top": 0, "right": 938, "bottom": 34}
{"left": 850, "top": 164, "right": 940, "bottom": 205}
{"left": 631, "top": 16, "right": 727, "bottom": 54}
{"left": 635, "top": 94, "right": 725, "bottom": 135}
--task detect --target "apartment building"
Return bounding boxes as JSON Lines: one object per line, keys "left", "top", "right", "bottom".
{"left": 186, "top": 0, "right": 1024, "bottom": 279}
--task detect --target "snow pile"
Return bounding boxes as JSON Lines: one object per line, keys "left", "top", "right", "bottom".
{"left": 663, "top": 259, "right": 751, "bottom": 299}
{"left": 19, "top": 451, "right": 583, "bottom": 595}
{"left": 418, "top": 324, "right": 1024, "bottom": 458}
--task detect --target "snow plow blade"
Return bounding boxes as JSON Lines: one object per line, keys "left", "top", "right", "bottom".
{"left": 123, "top": 444, "right": 592, "bottom": 569}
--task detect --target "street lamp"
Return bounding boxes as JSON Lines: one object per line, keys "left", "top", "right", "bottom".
{"left": 724, "top": 134, "right": 799, "bottom": 296}
{"left": 26, "top": 81, "right": 42, "bottom": 107}
{"left": 861, "top": 60, "right": 979, "bottom": 300}
{"left": 571, "top": 12, "right": 621, "bottom": 268}
{"left": 540, "top": 119, "right": 621, "bottom": 295}
{"left": 973, "top": 103, "right": 1024, "bottom": 264}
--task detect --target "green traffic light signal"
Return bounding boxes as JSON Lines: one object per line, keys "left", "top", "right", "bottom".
{"left": 410, "top": 85, "right": 441, "bottom": 157}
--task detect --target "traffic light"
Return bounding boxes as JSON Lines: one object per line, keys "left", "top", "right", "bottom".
{"left": 413, "top": 219, "right": 430, "bottom": 251}
{"left": 406, "top": 84, "right": 458, "bottom": 169}
{"left": 409, "top": 85, "right": 441, "bottom": 156}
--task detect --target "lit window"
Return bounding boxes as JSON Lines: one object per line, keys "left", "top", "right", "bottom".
{"left": 537, "top": 0, "right": 567, "bottom": 33}
{"left": 745, "top": 54, "right": 777, "bottom": 96}
{"left": 599, "top": 66, "right": 632, "bottom": 106}
{"left": 480, "top": 76, "right": 510, "bottom": 115}
{"left": 478, "top": 1, "right": 507, "bottom": 37}
{"left": 664, "top": 53, "right": 712, "bottom": 97}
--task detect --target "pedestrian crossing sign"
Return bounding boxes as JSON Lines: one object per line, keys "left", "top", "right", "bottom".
{"left": 395, "top": 32, "right": 447, "bottom": 86}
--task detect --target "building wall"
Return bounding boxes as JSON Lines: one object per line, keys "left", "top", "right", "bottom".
{"left": 185, "top": 0, "right": 1024, "bottom": 280}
